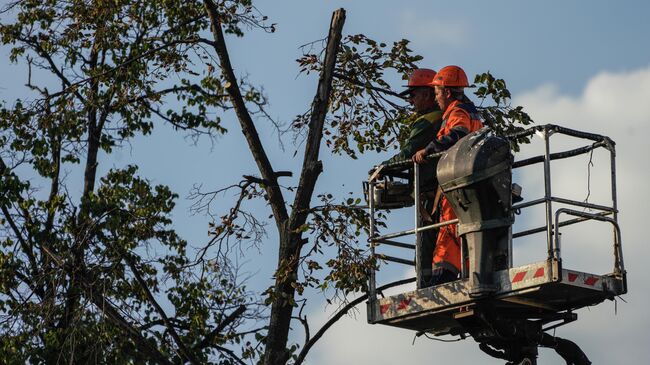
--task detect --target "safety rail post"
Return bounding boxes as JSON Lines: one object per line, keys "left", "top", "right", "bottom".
{"left": 542, "top": 126, "right": 556, "bottom": 262}
{"left": 609, "top": 146, "right": 625, "bottom": 276}
{"left": 367, "top": 178, "right": 377, "bottom": 322}
{"left": 414, "top": 162, "right": 422, "bottom": 287}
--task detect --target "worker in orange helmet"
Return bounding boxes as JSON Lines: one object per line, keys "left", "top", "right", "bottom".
{"left": 412, "top": 65, "right": 483, "bottom": 286}
{"left": 370, "top": 68, "right": 443, "bottom": 288}
{"left": 384, "top": 68, "right": 442, "bottom": 165}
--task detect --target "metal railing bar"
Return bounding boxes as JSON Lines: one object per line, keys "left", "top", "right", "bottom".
{"left": 414, "top": 219, "right": 458, "bottom": 234}
{"left": 414, "top": 163, "right": 421, "bottom": 286}
{"left": 549, "top": 124, "right": 613, "bottom": 144}
{"left": 381, "top": 152, "right": 443, "bottom": 170}
{"left": 512, "top": 197, "right": 548, "bottom": 210}
{"left": 512, "top": 197, "right": 616, "bottom": 213}
{"left": 371, "top": 219, "right": 459, "bottom": 242}
{"left": 368, "top": 179, "right": 377, "bottom": 312}
{"left": 512, "top": 211, "right": 613, "bottom": 239}
{"left": 513, "top": 141, "right": 606, "bottom": 169}
{"left": 554, "top": 208, "right": 624, "bottom": 273}
{"left": 512, "top": 226, "right": 548, "bottom": 239}
{"left": 378, "top": 254, "right": 415, "bottom": 266}
{"left": 550, "top": 197, "right": 617, "bottom": 213}
{"left": 376, "top": 239, "right": 416, "bottom": 250}
{"left": 505, "top": 125, "right": 541, "bottom": 140}
{"left": 506, "top": 124, "right": 612, "bottom": 145}
{"left": 543, "top": 127, "right": 554, "bottom": 259}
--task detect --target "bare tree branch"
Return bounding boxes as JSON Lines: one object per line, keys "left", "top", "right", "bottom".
{"left": 195, "top": 304, "right": 246, "bottom": 351}
{"left": 143, "top": 103, "right": 219, "bottom": 137}
{"left": 39, "top": 38, "right": 201, "bottom": 102}
{"left": 22, "top": 244, "right": 174, "bottom": 365}
{"left": 122, "top": 84, "right": 228, "bottom": 108}
{"left": 203, "top": 0, "right": 289, "bottom": 229}
{"left": 121, "top": 251, "right": 200, "bottom": 364}
{"left": 333, "top": 71, "right": 406, "bottom": 100}
{"left": 294, "top": 278, "right": 415, "bottom": 365}
{"left": 214, "top": 344, "right": 247, "bottom": 365}
{"left": 15, "top": 36, "right": 87, "bottom": 104}
{"left": 293, "top": 300, "right": 310, "bottom": 345}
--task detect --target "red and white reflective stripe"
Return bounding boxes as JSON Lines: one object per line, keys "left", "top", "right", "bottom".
{"left": 568, "top": 273, "right": 578, "bottom": 282}
{"left": 511, "top": 267, "right": 545, "bottom": 283}
{"left": 566, "top": 271, "right": 600, "bottom": 286}
{"left": 397, "top": 298, "right": 412, "bottom": 310}
{"left": 380, "top": 303, "right": 391, "bottom": 315}
{"left": 379, "top": 297, "right": 413, "bottom": 315}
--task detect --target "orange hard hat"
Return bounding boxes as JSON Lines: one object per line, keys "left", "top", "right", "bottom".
{"left": 431, "top": 65, "right": 469, "bottom": 87}
{"left": 399, "top": 68, "right": 437, "bottom": 96}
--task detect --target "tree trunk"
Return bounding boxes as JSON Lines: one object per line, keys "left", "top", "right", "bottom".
{"left": 262, "top": 9, "right": 346, "bottom": 365}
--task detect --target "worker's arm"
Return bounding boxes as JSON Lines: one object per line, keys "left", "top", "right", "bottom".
{"left": 423, "top": 126, "right": 469, "bottom": 154}
{"left": 422, "top": 109, "right": 471, "bottom": 155}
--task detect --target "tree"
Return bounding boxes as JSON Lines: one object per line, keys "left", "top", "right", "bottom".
{"left": 1, "top": 1, "right": 531, "bottom": 364}
{"left": 0, "top": 0, "right": 261, "bottom": 363}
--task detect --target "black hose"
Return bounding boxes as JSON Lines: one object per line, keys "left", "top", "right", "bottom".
{"left": 539, "top": 333, "right": 592, "bottom": 365}
{"left": 479, "top": 343, "right": 508, "bottom": 360}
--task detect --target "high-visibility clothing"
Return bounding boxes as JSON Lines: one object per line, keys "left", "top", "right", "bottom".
{"left": 423, "top": 100, "right": 483, "bottom": 155}
{"left": 439, "top": 100, "right": 483, "bottom": 139}
{"left": 431, "top": 99, "right": 483, "bottom": 273}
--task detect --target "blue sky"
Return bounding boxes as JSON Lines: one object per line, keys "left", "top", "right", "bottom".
{"left": 2, "top": 0, "right": 650, "bottom": 363}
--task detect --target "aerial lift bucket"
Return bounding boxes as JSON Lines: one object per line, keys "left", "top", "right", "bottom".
{"left": 364, "top": 124, "right": 627, "bottom": 365}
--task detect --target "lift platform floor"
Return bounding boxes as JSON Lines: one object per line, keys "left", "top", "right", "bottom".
{"left": 369, "top": 260, "right": 626, "bottom": 335}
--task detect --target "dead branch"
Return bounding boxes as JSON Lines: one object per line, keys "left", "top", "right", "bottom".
{"left": 289, "top": 10, "right": 345, "bottom": 226}
{"left": 260, "top": 9, "right": 346, "bottom": 365}
{"left": 213, "top": 344, "right": 248, "bottom": 365}
{"left": 203, "top": 0, "right": 289, "bottom": 229}
{"left": 189, "top": 177, "right": 269, "bottom": 269}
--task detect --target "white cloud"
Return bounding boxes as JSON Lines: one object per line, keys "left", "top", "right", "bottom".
{"left": 399, "top": 10, "right": 470, "bottom": 48}
{"left": 304, "top": 65, "right": 650, "bottom": 364}
{"left": 517, "top": 67, "right": 650, "bottom": 135}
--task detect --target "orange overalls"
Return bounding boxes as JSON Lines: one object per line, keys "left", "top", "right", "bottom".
{"left": 431, "top": 100, "right": 483, "bottom": 273}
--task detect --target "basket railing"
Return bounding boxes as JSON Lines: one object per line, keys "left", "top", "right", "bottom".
{"left": 366, "top": 124, "right": 625, "bottom": 319}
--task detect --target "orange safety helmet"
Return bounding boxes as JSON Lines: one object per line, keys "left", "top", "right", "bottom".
{"left": 432, "top": 65, "right": 470, "bottom": 87}
{"left": 399, "top": 68, "right": 437, "bottom": 96}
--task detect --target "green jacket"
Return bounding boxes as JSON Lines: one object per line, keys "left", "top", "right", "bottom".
{"left": 382, "top": 109, "right": 443, "bottom": 189}
{"left": 383, "top": 109, "right": 443, "bottom": 164}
